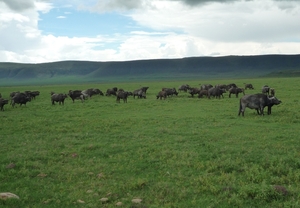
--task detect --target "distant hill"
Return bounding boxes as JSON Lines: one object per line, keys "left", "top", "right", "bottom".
{"left": 0, "top": 54, "right": 300, "bottom": 85}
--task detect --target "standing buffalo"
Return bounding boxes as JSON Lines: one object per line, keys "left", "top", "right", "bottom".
{"left": 215, "top": 84, "right": 227, "bottom": 91}
{"left": 270, "top": 88, "right": 275, "bottom": 97}
{"left": 200, "top": 84, "right": 213, "bottom": 91}
{"left": 0, "top": 98, "right": 9, "bottom": 111}
{"left": 198, "top": 90, "right": 208, "bottom": 98}
{"left": 10, "top": 93, "right": 31, "bottom": 107}
{"left": 208, "top": 87, "right": 226, "bottom": 99}
{"left": 133, "top": 89, "right": 146, "bottom": 99}
{"left": 178, "top": 84, "right": 191, "bottom": 92}
{"left": 228, "top": 87, "right": 245, "bottom": 98}
{"left": 262, "top": 85, "right": 270, "bottom": 95}
{"left": 157, "top": 91, "right": 167, "bottom": 100}
{"left": 162, "top": 88, "right": 178, "bottom": 97}
{"left": 10, "top": 91, "right": 20, "bottom": 98}
{"left": 82, "top": 88, "right": 103, "bottom": 98}
{"left": 244, "top": 83, "right": 254, "bottom": 90}
{"left": 68, "top": 90, "right": 85, "bottom": 103}
{"left": 116, "top": 90, "right": 129, "bottom": 103}
{"left": 238, "top": 94, "right": 281, "bottom": 116}
{"left": 105, "top": 88, "right": 118, "bottom": 96}
{"left": 51, "top": 93, "right": 68, "bottom": 105}
{"left": 132, "top": 86, "right": 149, "bottom": 98}
{"left": 226, "top": 83, "right": 237, "bottom": 90}
{"left": 24, "top": 91, "right": 40, "bottom": 99}
{"left": 188, "top": 88, "right": 201, "bottom": 97}
{"left": 140, "top": 87, "right": 149, "bottom": 93}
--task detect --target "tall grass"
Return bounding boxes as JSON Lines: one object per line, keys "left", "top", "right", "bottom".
{"left": 1, "top": 77, "right": 300, "bottom": 207}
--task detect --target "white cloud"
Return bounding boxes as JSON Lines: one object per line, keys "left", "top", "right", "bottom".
{"left": 128, "top": 0, "right": 300, "bottom": 42}
{"left": 0, "top": 0, "right": 300, "bottom": 63}
{"left": 0, "top": 0, "right": 35, "bottom": 11}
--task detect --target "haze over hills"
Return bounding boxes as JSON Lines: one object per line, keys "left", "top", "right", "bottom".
{"left": 0, "top": 54, "right": 299, "bottom": 85}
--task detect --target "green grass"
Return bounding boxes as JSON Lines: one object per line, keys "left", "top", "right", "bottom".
{"left": 1, "top": 77, "right": 300, "bottom": 207}
{"left": 0, "top": 71, "right": 263, "bottom": 87}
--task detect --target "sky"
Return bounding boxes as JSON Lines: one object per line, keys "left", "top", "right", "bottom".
{"left": 0, "top": 0, "right": 300, "bottom": 63}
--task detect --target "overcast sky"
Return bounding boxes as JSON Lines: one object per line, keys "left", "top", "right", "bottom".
{"left": 0, "top": 0, "right": 299, "bottom": 63}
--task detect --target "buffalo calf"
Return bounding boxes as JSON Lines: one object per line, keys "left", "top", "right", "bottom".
{"left": 0, "top": 98, "right": 9, "bottom": 111}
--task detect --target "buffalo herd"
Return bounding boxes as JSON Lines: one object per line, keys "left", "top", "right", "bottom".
{"left": 0, "top": 83, "right": 281, "bottom": 116}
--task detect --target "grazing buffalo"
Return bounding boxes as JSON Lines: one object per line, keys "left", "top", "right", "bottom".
{"left": 95, "top": 88, "right": 104, "bottom": 96}
{"left": 68, "top": 90, "right": 85, "bottom": 103}
{"left": 244, "top": 83, "right": 254, "bottom": 90}
{"left": 238, "top": 94, "right": 281, "bottom": 116}
{"left": 178, "top": 84, "right": 191, "bottom": 92}
{"left": 208, "top": 87, "right": 226, "bottom": 99}
{"left": 162, "top": 88, "right": 178, "bottom": 96}
{"left": 24, "top": 90, "right": 40, "bottom": 99}
{"left": 51, "top": 93, "right": 68, "bottom": 105}
{"left": 132, "top": 86, "right": 149, "bottom": 98}
{"left": 82, "top": 88, "right": 103, "bottom": 98}
{"left": 157, "top": 91, "right": 167, "bottom": 100}
{"left": 188, "top": 88, "right": 201, "bottom": 97}
{"left": 105, "top": 88, "right": 117, "bottom": 96}
{"left": 133, "top": 89, "right": 146, "bottom": 99}
{"left": 262, "top": 85, "right": 270, "bottom": 95}
{"left": 0, "top": 98, "right": 9, "bottom": 111}
{"left": 198, "top": 90, "right": 208, "bottom": 98}
{"left": 11, "top": 93, "right": 31, "bottom": 107}
{"left": 116, "top": 90, "right": 129, "bottom": 103}
{"left": 126, "top": 91, "right": 133, "bottom": 96}
{"left": 228, "top": 87, "right": 245, "bottom": 98}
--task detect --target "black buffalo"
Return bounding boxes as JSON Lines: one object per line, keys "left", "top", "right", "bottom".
{"left": 262, "top": 85, "right": 270, "bottom": 95}
{"left": 10, "top": 91, "right": 20, "bottom": 98}
{"left": 162, "top": 88, "right": 178, "bottom": 96}
{"left": 140, "top": 86, "right": 149, "bottom": 93}
{"left": 270, "top": 88, "right": 275, "bottom": 97}
{"left": 244, "top": 83, "right": 254, "bottom": 90}
{"left": 157, "top": 91, "right": 167, "bottom": 100}
{"left": 178, "top": 84, "right": 191, "bottom": 92}
{"left": 238, "top": 93, "right": 281, "bottom": 116}
{"left": 116, "top": 90, "right": 129, "bottom": 103}
{"left": 188, "top": 88, "right": 201, "bottom": 97}
{"left": 105, "top": 88, "right": 117, "bottom": 96}
{"left": 215, "top": 84, "right": 227, "bottom": 91}
{"left": 198, "top": 90, "right": 209, "bottom": 98}
{"left": 82, "top": 88, "right": 103, "bottom": 98}
{"left": 208, "top": 87, "right": 226, "bottom": 99}
{"left": 68, "top": 90, "right": 85, "bottom": 103}
{"left": 24, "top": 90, "right": 40, "bottom": 99}
{"left": 200, "top": 84, "right": 213, "bottom": 91}
{"left": 228, "top": 87, "right": 245, "bottom": 98}
{"left": 51, "top": 93, "right": 68, "bottom": 105}
{"left": 133, "top": 89, "right": 146, "bottom": 99}
{"left": 226, "top": 83, "right": 237, "bottom": 90}
{"left": 0, "top": 98, "right": 9, "bottom": 111}
{"left": 11, "top": 93, "right": 31, "bottom": 107}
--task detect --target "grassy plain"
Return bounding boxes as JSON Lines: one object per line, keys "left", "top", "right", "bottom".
{"left": 1, "top": 77, "right": 300, "bottom": 207}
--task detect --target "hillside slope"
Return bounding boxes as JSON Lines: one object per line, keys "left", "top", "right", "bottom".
{"left": 0, "top": 54, "right": 299, "bottom": 82}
